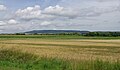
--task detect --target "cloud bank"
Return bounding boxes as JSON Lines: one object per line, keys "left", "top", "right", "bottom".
{"left": 0, "top": 0, "right": 120, "bottom": 33}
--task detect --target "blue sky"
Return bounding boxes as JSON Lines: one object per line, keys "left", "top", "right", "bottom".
{"left": 0, "top": 0, "right": 120, "bottom": 33}
{"left": 0, "top": 0, "right": 61, "bottom": 10}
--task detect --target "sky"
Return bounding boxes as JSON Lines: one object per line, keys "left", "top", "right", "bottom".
{"left": 0, "top": 0, "right": 120, "bottom": 33}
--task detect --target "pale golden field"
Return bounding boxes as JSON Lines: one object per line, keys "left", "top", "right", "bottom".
{"left": 0, "top": 38, "right": 120, "bottom": 61}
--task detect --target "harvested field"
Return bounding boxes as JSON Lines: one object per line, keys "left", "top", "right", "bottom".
{"left": 0, "top": 38, "right": 120, "bottom": 61}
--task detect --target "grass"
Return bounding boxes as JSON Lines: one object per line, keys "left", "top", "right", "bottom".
{"left": 0, "top": 49, "right": 70, "bottom": 70}
{"left": 0, "top": 49, "right": 120, "bottom": 70}
{"left": 0, "top": 35, "right": 120, "bottom": 40}
{"left": 0, "top": 35, "right": 120, "bottom": 70}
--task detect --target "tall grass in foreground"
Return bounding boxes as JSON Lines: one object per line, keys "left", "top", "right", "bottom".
{"left": 0, "top": 49, "right": 120, "bottom": 70}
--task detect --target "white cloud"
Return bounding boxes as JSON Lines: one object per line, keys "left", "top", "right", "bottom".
{"left": 0, "top": 19, "right": 17, "bottom": 26}
{"left": 8, "top": 19, "right": 18, "bottom": 24}
{"left": 16, "top": 5, "right": 41, "bottom": 19}
{"left": 0, "top": 5, "right": 7, "bottom": 11}
{"left": 43, "top": 5, "right": 78, "bottom": 18}
{"left": 15, "top": 5, "right": 78, "bottom": 20}
{"left": 60, "top": 0, "right": 120, "bottom": 17}
{"left": 44, "top": 5, "right": 64, "bottom": 15}
{"left": 41, "top": 21, "right": 51, "bottom": 25}
{"left": 0, "top": 21, "right": 6, "bottom": 26}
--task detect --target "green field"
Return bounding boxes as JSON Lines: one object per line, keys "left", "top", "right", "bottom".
{"left": 0, "top": 35, "right": 120, "bottom": 39}
{"left": 0, "top": 35, "right": 120, "bottom": 70}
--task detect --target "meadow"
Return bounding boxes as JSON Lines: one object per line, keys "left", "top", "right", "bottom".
{"left": 0, "top": 35, "right": 120, "bottom": 70}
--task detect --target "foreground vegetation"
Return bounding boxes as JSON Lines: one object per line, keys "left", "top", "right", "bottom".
{"left": 0, "top": 49, "right": 120, "bottom": 70}
{"left": 0, "top": 35, "right": 120, "bottom": 70}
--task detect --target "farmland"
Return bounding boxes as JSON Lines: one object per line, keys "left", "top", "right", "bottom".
{"left": 0, "top": 35, "right": 120, "bottom": 70}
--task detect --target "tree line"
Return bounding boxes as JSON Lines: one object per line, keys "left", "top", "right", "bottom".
{"left": 84, "top": 32, "right": 120, "bottom": 37}
{"left": 1, "top": 32, "right": 120, "bottom": 37}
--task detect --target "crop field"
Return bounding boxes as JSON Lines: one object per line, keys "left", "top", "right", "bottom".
{"left": 0, "top": 35, "right": 120, "bottom": 70}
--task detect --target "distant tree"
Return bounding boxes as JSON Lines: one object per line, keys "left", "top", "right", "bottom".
{"left": 15, "top": 33, "right": 25, "bottom": 35}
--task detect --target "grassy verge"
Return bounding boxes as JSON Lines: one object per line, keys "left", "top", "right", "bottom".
{"left": 0, "top": 49, "right": 120, "bottom": 70}
{"left": 0, "top": 49, "right": 70, "bottom": 70}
